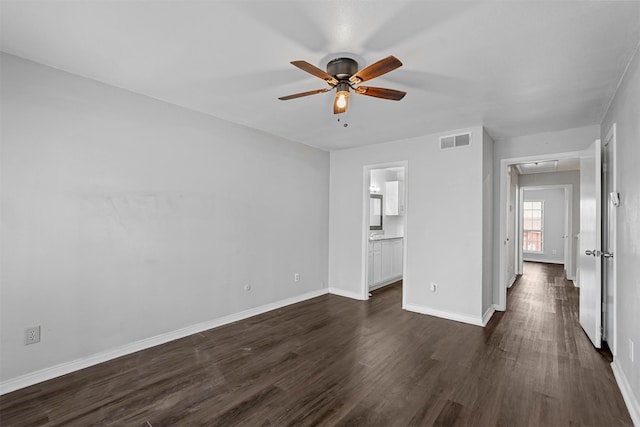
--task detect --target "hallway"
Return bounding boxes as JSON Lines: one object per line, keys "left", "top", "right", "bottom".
{"left": 488, "top": 261, "right": 631, "bottom": 425}
{"left": 0, "top": 263, "right": 632, "bottom": 425}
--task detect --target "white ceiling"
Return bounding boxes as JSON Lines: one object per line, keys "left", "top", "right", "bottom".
{"left": 1, "top": 1, "right": 639, "bottom": 151}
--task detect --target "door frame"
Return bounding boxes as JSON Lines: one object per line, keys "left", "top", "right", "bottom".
{"left": 362, "top": 161, "right": 409, "bottom": 307}
{"left": 498, "top": 150, "right": 584, "bottom": 311}
{"left": 505, "top": 166, "right": 519, "bottom": 285}
{"left": 518, "top": 184, "right": 573, "bottom": 277}
{"left": 603, "top": 123, "right": 617, "bottom": 354}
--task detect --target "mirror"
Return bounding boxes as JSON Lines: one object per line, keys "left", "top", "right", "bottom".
{"left": 370, "top": 194, "right": 383, "bottom": 230}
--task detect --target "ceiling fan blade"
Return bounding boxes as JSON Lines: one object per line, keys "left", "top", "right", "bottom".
{"left": 278, "top": 88, "right": 330, "bottom": 100}
{"left": 290, "top": 61, "right": 339, "bottom": 86}
{"left": 349, "top": 56, "right": 403, "bottom": 84}
{"left": 354, "top": 86, "right": 406, "bottom": 101}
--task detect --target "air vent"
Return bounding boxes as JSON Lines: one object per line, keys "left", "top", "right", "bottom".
{"left": 440, "top": 132, "right": 471, "bottom": 150}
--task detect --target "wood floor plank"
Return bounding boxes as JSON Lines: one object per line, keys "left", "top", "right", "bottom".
{"left": 0, "top": 263, "right": 633, "bottom": 426}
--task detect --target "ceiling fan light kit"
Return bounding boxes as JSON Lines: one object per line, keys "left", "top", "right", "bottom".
{"left": 279, "top": 55, "right": 406, "bottom": 115}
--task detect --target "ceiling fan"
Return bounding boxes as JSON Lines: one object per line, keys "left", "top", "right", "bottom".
{"left": 278, "top": 56, "right": 406, "bottom": 114}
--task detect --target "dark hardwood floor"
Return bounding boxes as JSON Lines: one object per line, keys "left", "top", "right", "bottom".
{"left": 0, "top": 262, "right": 632, "bottom": 426}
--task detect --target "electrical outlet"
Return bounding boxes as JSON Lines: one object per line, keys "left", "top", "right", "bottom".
{"left": 630, "top": 339, "right": 635, "bottom": 363}
{"left": 294, "top": 273, "right": 300, "bottom": 283}
{"left": 244, "top": 284, "right": 251, "bottom": 292}
{"left": 25, "top": 326, "right": 40, "bottom": 345}
{"left": 430, "top": 282, "right": 438, "bottom": 293}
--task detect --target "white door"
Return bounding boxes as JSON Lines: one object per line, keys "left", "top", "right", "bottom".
{"left": 506, "top": 167, "right": 517, "bottom": 280}
{"left": 602, "top": 127, "right": 616, "bottom": 351}
{"left": 579, "top": 139, "right": 602, "bottom": 348}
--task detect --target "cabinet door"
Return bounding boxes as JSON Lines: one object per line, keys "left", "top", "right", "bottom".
{"left": 381, "top": 241, "right": 394, "bottom": 282}
{"left": 385, "top": 181, "right": 399, "bottom": 215}
{"left": 392, "top": 239, "right": 403, "bottom": 278}
{"left": 372, "top": 242, "right": 382, "bottom": 285}
{"left": 368, "top": 244, "right": 374, "bottom": 287}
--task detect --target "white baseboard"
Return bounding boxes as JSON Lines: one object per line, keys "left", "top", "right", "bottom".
{"left": 611, "top": 359, "right": 640, "bottom": 426}
{"left": 404, "top": 303, "right": 484, "bottom": 327}
{"left": 482, "top": 305, "right": 496, "bottom": 326}
{"left": 328, "top": 287, "right": 365, "bottom": 300}
{"left": 507, "top": 275, "right": 517, "bottom": 289}
{"left": 0, "top": 288, "right": 329, "bottom": 395}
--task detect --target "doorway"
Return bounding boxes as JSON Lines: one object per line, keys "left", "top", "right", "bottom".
{"left": 498, "top": 150, "right": 584, "bottom": 310}
{"left": 362, "top": 162, "right": 408, "bottom": 304}
{"left": 518, "top": 184, "right": 573, "bottom": 279}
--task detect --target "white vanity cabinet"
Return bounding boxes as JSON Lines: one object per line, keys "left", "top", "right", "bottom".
{"left": 368, "top": 237, "right": 403, "bottom": 290}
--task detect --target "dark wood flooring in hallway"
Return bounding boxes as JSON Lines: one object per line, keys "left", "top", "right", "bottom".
{"left": 0, "top": 262, "right": 632, "bottom": 426}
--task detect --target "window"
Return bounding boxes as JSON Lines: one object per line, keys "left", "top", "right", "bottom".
{"left": 523, "top": 201, "right": 543, "bottom": 252}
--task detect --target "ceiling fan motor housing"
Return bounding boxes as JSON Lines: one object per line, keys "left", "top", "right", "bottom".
{"left": 327, "top": 58, "right": 358, "bottom": 80}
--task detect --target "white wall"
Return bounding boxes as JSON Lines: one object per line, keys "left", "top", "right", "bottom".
{"left": 601, "top": 45, "right": 640, "bottom": 423}
{"left": 521, "top": 188, "right": 565, "bottom": 264}
{"left": 0, "top": 54, "right": 330, "bottom": 384}
{"left": 493, "top": 125, "right": 600, "bottom": 306}
{"left": 518, "top": 171, "right": 581, "bottom": 278}
{"left": 329, "top": 127, "right": 490, "bottom": 324}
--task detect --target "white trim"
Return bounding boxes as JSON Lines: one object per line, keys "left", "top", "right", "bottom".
{"left": 482, "top": 305, "right": 496, "bottom": 326}
{"left": 611, "top": 359, "right": 640, "bottom": 426}
{"left": 507, "top": 274, "right": 517, "bottom": 289}
{"left": 362, "top": 161, "right": 409, "bottom": 306}
{"left": 0, "top": 288, "right": 328, "bottom": 395}
{"left": 328, "top": 287, "right": 366, "bottom": 300}
{"left": 362, "top": 165, "right": 371, "bottom": 300}
{"left": 500, "top": 157, "right": 580, "bottom": 311}
{"left": 404, "top": 303, "right": 484, "bottom": 327}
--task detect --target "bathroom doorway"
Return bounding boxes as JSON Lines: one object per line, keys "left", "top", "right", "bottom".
{"left": 363, "top": 163, "right": 407, "bottom": 303}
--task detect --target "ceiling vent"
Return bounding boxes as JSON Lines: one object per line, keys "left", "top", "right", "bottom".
{"left": 440, "top": 132, "right": 471, "bottom": 150}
